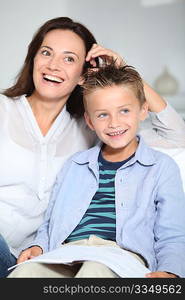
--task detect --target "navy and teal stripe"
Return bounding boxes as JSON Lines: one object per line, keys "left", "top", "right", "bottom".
{"left": 65, "top": 150, "right": 135, "bottom": 243}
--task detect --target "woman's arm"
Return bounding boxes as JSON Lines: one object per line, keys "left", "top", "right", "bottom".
{"left": 142, "top": 82, "right": 185, "bottom": 148}
{"left": 141, "top": 82, "right": 185, "bottom": 148}
{"left": 143, "top": 81, "right": 167, "bottom": 112}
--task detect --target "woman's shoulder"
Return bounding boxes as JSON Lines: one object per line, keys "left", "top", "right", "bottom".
{"left": 0, "top": 93, "right": 10, "bottom": 103}
{"left": 0, "top": 94, "right": 23, "bottom": 112}
{"left": 0, "top": 94, "right": 21, "bottom": 106}
{"left": 0, "top": 94, "right": 11, "bottom": 112}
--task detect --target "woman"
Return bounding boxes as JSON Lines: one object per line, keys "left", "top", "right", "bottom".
{"left": 0, "top": 16, "right": 125, "bottom": 278}
{"left": 0, "top": 16, "right": 184, "bottom": 278}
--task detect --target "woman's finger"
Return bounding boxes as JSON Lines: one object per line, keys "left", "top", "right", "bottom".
{"left": 86, "top": 44, "right": 125, "bottom": 67}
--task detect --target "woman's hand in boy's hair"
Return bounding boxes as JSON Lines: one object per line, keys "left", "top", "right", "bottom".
{"left": 86, "top": 43, "right": 126, "bottom": 67}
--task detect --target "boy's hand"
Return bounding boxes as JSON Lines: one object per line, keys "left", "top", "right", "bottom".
{"left": 17, "top": 246, "right": 43, "bottom": 264}
{"left": 146, "top": 271, "right": 178, "bottom": 278}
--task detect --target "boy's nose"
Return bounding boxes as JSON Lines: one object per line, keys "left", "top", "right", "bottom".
{"left": 108, "top": 116, "right": 120, "bottom": 128}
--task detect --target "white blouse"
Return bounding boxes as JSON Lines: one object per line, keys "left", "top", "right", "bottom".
{"left": 0, "top": 95, "right": 96, "bottom": 257}
{"left": 140, "top": 103, "right": 185, "bottom": 149}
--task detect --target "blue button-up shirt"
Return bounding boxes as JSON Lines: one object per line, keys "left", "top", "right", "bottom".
{"left": 32, "top": 136, "right": 185, "bottom": 277}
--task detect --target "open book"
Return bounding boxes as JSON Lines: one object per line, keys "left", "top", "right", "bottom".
{"left": 9, "top": 244, "right": 150, "bottom": 277}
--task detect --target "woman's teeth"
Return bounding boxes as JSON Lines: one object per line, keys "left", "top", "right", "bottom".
{"left": 43, "top": 74, "right": 63, "bottom": 83}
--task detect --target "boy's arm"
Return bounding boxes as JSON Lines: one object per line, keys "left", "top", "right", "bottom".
{"left": 154, "top": 157, "right": 185, "bottom": 277}
{"left": 17, "top": 246, "right": 43, "bottom": 264}
{"left": 143, "top": 81, "right": 185, "bottom": 147}
{"left": 146, "top": 271, "right": 177, "bottom": 278}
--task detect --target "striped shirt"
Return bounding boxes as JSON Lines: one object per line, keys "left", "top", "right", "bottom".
{"left": 65, "top": 150, "right": 135, "bottom": 242}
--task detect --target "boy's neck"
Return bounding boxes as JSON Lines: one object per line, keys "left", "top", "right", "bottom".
{"left": 102, "top": 138, "right": 138, "bottom": 162}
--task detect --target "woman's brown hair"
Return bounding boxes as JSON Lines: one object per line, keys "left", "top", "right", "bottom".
{"left": 3, "top": 17, "right": 99, "bottom": 118}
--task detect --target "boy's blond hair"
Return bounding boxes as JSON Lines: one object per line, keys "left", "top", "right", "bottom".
{"left": 82, "top": 63, "right": 146, "bottom": 110}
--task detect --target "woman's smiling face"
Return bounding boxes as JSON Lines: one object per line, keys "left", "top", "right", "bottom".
{"left": 32, "top": 29, "right": 86, "bottom": 102}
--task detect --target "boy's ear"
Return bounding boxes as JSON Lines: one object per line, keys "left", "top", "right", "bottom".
{"left": 78, "top": 75, "right": 85, "bottom": 86}
{"left": 140, "top": 101, "right": 149, "bottom": 121}
{"left": 84, "top": 112, "right": 95, "bottom": 131}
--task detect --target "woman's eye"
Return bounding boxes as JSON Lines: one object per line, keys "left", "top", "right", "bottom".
{"left": 64, "top": 56, "right": 75, "bottom": 63}
{"left": 41, "top": 50, "right": 50, "bottom": 56}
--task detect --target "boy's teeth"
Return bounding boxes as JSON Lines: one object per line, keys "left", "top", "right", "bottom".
{"left": 109, "top": 130, "right": 125, "bottom": 136}
{"left": 44, "top": 75, "right": 63, "bottom": 83}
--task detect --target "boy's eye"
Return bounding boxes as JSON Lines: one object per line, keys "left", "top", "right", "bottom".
{"left": 41, "top": 49, "right": 51, "bottom": 56}
{"left": 97, "top": 113, "right": 107, "bottom": 119}
{"left": 120, "top": 109, "right": 129, "bottom": 114}
{"left": 64, "top": 56, "right": 75, "bottom": 63}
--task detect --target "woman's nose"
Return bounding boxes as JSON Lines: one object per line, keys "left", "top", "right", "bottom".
{"left": 47, "top": 56, "right": 61, "bottom": 71}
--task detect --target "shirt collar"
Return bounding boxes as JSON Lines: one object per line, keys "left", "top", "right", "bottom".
{"left": 72, "top": 135, "right": 157, "bottom": 167}
{"left": 133, "top": 135, "right": 157, "bottom": 166}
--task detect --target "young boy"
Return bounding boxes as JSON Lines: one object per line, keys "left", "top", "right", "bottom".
{"left": 8, "top": 64, "right": 185, "bottom": 278}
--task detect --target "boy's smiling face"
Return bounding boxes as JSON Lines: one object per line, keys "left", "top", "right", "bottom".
{"left": 84, "top": 84, "right": 148, "bottom": 160}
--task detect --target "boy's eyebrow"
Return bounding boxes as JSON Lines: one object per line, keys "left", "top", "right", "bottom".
{"left": 94, "top": 104, "right": 132, "bottom": 112}
{"left": 40, "top": 46, "right": 79, "bottom": 58}
{"left": 117, "top": 104, "right": 132, "bottom": 108}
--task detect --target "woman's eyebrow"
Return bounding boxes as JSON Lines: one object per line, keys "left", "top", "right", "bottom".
{"left": 63, "top": 50, "right": 79, "bottom": 59}
{"left": 40, "top": 46, "right": 53, "bottom": 51}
